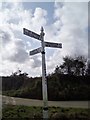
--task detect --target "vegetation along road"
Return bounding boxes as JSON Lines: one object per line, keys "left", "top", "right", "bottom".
{"left": 2, "top": 95, "right": 89, "bottom": 108}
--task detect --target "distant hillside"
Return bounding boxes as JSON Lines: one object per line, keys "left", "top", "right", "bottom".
{"left": 2, "top": 56, "right": 90, "bottom": 101}
{"left": 2, "top": 73, "right": 90, "bottom": 101}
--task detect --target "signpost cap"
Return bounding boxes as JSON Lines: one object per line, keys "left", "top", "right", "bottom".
{"left": 41, "top": 26, "right": 44, "bottom": 32}
{"left": 40, "top": 26, "right": 45, "bottom": 36}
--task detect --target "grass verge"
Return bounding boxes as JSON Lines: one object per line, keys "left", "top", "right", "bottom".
{"left": 2, "top": 104, "right": 90, "bottom": 120}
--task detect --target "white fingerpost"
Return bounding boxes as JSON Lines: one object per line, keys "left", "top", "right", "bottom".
{"left": 23, "top": 26, "right": 62, "bottom": 120}
{"left": 40, "top": 27, "right": 48, "bottom": 119}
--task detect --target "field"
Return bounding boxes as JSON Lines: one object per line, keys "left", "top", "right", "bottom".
{"left": 2, "top": 105, "right": 90, "bottom": 120}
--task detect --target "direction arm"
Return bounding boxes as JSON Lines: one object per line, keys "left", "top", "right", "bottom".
{"left": 23, "top": 28, "right": 41, "bottom": 41}
{"left": 45, "top": 42, "right": 62, "bottom": 48}
{"left": 29, "top": 47, "right": 42, "bottom": 56}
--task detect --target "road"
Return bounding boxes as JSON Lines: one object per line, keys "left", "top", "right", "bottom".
{"left": 1, "top": 95, "right": 89, "bottom": 108}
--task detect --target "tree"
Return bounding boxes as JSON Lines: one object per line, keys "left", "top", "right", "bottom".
{"left": 54, "top": 56, "right": 87, "bottom": 76}
{"left": 86, "top": 60, "right": 90, "bottom": 75}
{"left": 11, "top": 69, "right": 28, "bottom": 77}
{"left": 62, "top": 56, "right": 73, "bottom": 75}
{"left": 73, "top": 56, "right": 86, "bottom": 76}
{"left": 54, "top": 65, "right": 60, "bottom": 74}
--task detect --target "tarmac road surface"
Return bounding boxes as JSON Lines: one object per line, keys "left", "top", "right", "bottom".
{"left": 1, "top": 95, "right": 89, "bottom": 108}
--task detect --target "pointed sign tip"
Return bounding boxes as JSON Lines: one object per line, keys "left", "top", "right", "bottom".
{"left": 41, "top": 26, "right": 44, "bottom": 32}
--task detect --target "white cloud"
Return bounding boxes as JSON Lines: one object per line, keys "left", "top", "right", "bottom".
{"left": 31, "top": 7, "right": 47, "bottom": 31}
{"left": 31, "top": 55, "right": 41, "bottom": 68}
{"left": 55, "top": 0, "right": 89, "bottom": 2}
{"left": 44, "top": 2, "right": 88, "bottom": 74}
{"left": 0, "top": 2, "right": 48, "bottom": 76}
{"left": 53, "top": 2, "right": 88, "bottom": 56}
{"left": 0, "top": 2, "right": 88, "bottom": 77}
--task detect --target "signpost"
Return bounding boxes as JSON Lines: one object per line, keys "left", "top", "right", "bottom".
{"left": 23, "top": 27, "right": 62, "bottom": 119}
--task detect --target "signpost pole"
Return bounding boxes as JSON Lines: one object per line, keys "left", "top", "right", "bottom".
{"left": 40, "top": 27, "right": 48, "bottom": 119}
{"left": 23, "top": 26, "right": 62, "bottom": 119}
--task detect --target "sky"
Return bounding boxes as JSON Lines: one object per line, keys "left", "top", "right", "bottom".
{"left": 0, "top": 1, "right": 89, "bottom": 77}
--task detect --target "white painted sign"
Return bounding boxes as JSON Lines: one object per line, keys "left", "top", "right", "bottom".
{"left": 23, "top": 27, "right": 62, "bottom": 119}
{"left": 45, "top": 42, "right": 62, "bottom": 48}
{"left": 23, "top": 28, "right": 41, "bottom": 41}
{"left": 29, "top": 47, "right": 42, "bottom": 55}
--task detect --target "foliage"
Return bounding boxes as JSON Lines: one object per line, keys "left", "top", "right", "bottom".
{"left": 2, "top": 105, "right": 89, "bottom": 120}
{"left": 55, "top": 56, "right": 87, "bottom": 76}
{"left": 86, "top": 61, "right": 90, "bottom": 75}
{"left": 2, "top": 74, "right": 90, "bottom": 101}
{"left": 2, "top": 56, "right": 90, "bottom": 101}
